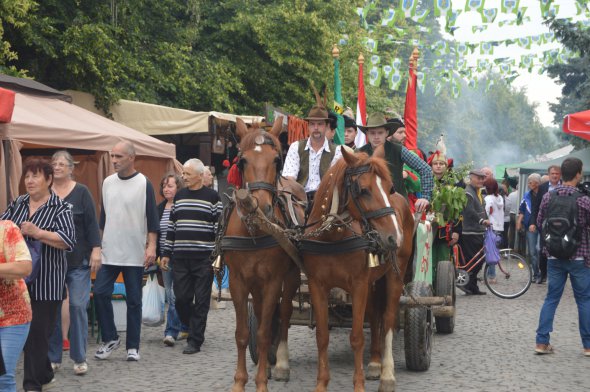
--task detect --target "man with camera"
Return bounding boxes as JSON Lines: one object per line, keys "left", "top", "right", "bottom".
{"left": 534, "top": 157, "right": 590, "bottom": 357}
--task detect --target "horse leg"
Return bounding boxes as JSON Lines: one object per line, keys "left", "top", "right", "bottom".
{"left": 230, "top": 279, "right": 250, "bottom": 392}
{"left": 350, "top": 279, "right": 369, "bottom": 392}
{"left": 378, "top": 270, "right": 404, "bottom": 392}
{"left": 254, "top": 282, "right": 283, "bottom": 392}
{"left": 366, "top": 279, "right": 383, "bottom": 380}
{"left": 273, "top": 266, "right": 300, "bottom": 382}
{"left": 309, "top": 279, "right": 331, "bottom": 392}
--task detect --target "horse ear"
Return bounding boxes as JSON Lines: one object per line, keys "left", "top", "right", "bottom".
{"left": 341, "top": 145, "right": 360, "bottom": 166}
{"left": 373, "top": 144, "right": 386, "bottom": 159}
{"left": 269, "top": 116, "right": 283, "bottom": 137}
{"left": 235, "top": 118, "right": 249, "bottom": 139}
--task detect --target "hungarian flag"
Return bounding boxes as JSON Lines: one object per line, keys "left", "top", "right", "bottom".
{"left": 333, "top": 55, "right": 345, "bottom": 145}
{"left": 404, "top": 50, "right": 418, "bottom": 151}
{"left": 355, "top": 55, "right": 367, "bottom": 148}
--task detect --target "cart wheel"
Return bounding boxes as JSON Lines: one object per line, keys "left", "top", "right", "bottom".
{"left": 248, "top": 302, "right": 279, "bottom": 366}
{"left": 434, "top": 261, "right": 456, "bottom": 334}
{"left": 404, "top": 281, "right": 433, "bottom": 371}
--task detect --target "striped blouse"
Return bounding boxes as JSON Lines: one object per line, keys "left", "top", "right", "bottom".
{"left": 1, "top": 192, "right": 75, "bottom": 300}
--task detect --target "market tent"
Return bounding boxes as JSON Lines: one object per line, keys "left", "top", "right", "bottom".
{"left": 516, "top": 148, "right": 590, "bottom": 175}
{"left": 0, "top": 77, "right": 180, "bottom": 211}
{"left": 66, "top": 90, "right": 264, "bottom": 135}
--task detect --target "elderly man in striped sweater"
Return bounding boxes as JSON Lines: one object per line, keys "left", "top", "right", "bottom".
{"left": 160, "top": 159, "right": 222, "bottom": 355}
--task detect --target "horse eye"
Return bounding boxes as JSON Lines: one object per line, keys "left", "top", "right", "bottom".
{"left": 360, "top": 188, "right": 371, "bottom": 196}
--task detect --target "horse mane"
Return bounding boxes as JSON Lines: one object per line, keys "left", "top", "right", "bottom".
{"left": 239, "top": 127, "right": 282, "bottom": 154}
{"left": 310, "top": 151, "right": 392, "bottom": 219}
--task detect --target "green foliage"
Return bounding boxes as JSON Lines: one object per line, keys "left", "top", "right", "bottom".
{"left": 431, "top": 164, "right": 469, "bottom": 224}
{"left": 0, "top": 0, "right": 36, "bottom": 76}
{"left": 545, "top": 18, "right": 590, "bottom": 150}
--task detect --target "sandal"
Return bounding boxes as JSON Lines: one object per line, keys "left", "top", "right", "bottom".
{"left": 535, "top": 344, "right": 554, "bottom": 355}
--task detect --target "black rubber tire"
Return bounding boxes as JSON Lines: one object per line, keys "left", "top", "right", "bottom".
{"left": 404, "top": 281, "right": 433, "bottom": 371}
{"left": 247, "top": 302, "right": 279, "bottom": 365}
{"left": 434, "top": 260, "right": 456, "bottom": 334}
{"left": 484, "top": 249, "right": 532, "bottom": 299}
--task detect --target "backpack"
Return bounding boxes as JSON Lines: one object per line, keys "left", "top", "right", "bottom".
{"left": 541, "top": 190, "right": 583, "bottom": 260}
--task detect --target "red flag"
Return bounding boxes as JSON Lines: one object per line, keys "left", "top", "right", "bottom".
{"left": 404, "top": 57, "right": 418, "bottom": 151}
{"left": 563, "top": 110, "right": 590, "bottom": 141}
{"left": 355, "top": 55, "right": 367, "bottom": 148}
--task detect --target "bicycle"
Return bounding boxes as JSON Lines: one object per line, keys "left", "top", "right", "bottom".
{"left": 452, "top": 244, "right": 532, "bottom": 299}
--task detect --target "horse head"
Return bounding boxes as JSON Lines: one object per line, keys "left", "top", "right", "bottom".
{"left": 311, "top": 145, "right": 401, "bottom": 252}
{"left": 235, "top": 116, "right": 284, "bottom": 219}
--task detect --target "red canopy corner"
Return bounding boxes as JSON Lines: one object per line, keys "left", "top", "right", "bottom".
{"left": 563, "top": 110, "right": 590, "bottom": 141}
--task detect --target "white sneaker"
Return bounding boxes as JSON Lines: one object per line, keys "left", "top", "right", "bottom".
{"left": 126, "top": 348, "right": 140, "bottom": 361}
{"left": 73, "top": 362, "right": 88, "bottom": 375}
{"left": 50, "top": 362, "right": 60, "bottom": 371}
{"left": 177, "top": 331, "right": 189, "bottom": 341}
{"left": 163, "top": 335, "right": 175, "bottom": 347}
{"left": 94, "top": 338, "right": 121, "bottom": 360}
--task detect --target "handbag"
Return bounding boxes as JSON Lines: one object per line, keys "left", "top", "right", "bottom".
{"left": 484, "top": 227, "right": 500, "bottom": 265}
{"left": 24, "top": 239, "right": 42, "bottom": 284}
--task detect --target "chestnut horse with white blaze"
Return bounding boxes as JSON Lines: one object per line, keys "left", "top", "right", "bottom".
{"left": 301, "top": 145, "right": 413, "bottom": 392}
{"left": 222, "top": 118, "right": 304, "bottom": 392}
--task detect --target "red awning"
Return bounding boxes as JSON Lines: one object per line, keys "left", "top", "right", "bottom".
{"left": 563, "top": 110, "right": 590, "bottom": 141}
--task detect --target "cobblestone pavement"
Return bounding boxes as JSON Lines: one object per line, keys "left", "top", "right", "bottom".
{"left": 16, "top": 281, "right": 588, "bottom": 392}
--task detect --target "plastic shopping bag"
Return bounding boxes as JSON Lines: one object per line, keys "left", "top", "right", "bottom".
{"left": 484, "top": 227, "right": 500, "bottom": 265}
{"left": 142, "top": 274, "right": 165, "bottom": 327}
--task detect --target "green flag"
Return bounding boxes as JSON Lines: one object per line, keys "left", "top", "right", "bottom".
{"left": 333, "top": 57, "right": 345, "bottom": 145}
{"left": 480, "top": 8, "right": 498, "bottom": 23}
{"left": 539, "top": 0, "right": 553, "bottom": 18}
{"left": 400, "top": 0, "right": 418, "bottom": 18}
{"left": 501, "top": 0, "right": 520, "bottom": 14}
{"left": 434, "top": 0, "right": 452, "bottom": 17}
{"left": 465, "top": 0, "right": 485, "bottom": 13}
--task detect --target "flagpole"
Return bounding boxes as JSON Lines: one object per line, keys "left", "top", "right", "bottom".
{"left": 355, "top": 52, "right": 367, "bottom": 148}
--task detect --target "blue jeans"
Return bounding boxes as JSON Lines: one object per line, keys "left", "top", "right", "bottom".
{"left": 94, "top": 265, "right": 144, "bottom": 350}
{"left": 526, "top": 231, "right": 540, "bottom": 280}
{"left": 162, "top": 268, "right": 188, "bottom": 338}
{"left": 536, "top": 258, "right": 590, "bottom": 349}
{"left": 0, "top": 322, "right": 30, "bottom": 392}
{"left": 48, "top": 265, "right": 91, "bottom": 364}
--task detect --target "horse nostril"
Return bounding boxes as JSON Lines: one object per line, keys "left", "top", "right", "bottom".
{"left": 387, "top": 235, "right": 398, "bottom": 249}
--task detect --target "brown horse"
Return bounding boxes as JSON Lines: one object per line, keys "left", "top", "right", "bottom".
{"left": 222, "top": 118, "right": 304, "bottom": 392}
{"left": 300, "top": 145, "right": 414, "bottom": 392}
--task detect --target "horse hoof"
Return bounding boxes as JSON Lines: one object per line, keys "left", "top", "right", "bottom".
{"left": 273, "top": 367, "right": 290, "bottom": 382}
{"left": 378, "top": 379, "right": 396, "bottom": 392}
{"left": 366, "top": 362, "right": 381, "bottom": 380}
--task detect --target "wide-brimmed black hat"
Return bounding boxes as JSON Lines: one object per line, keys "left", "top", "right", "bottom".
{"left": 343, "top": 115, "right": 357, "bottom": 129}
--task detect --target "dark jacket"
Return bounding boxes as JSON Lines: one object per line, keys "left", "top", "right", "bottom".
{"left": 461, "top": 184, "right": 487, "bottom": 235}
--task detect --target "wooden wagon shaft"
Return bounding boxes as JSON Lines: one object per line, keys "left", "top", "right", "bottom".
{"left": 399, "top": 295, "right": 452, "bottom": 307}
{"left": 235, "top": 188, "right": 305, "bottom": 273}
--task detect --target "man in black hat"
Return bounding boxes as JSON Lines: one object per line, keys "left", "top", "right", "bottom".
{"left": 343, "top": 115, "right": 358, "bottom": 149}
{"left": 282, "top": 99, "right": 342, "bottom": 204}
{"left": 457, "top": 169, "right": 491, "bottom": 295}
{"left": 357, "top": 112, "right": 433, "bottom": 212}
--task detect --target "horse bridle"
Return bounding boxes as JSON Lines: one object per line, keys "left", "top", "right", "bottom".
{"left": 237, "top": 132, "right": 283, "bottom": 197}
{"left": 343, "top": 164, "right": 395, "bottom": 232}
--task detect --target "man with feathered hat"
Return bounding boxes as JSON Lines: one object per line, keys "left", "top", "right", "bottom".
{"left": 282, "top": 89, "right": 342, "bottom": 204}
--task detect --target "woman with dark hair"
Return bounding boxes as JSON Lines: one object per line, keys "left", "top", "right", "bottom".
{"left": 1, "top": 157, "right": 75, "bottom": 392}
{"left": 157, "top": 172, "right": 189, "bottom": 346}
{"left": 47, "top": 150, "right": 101, "bottom": 376}
{"left": 484, "top": 177, "right": 504, "bottom": 284}
{"left": 0, "top": 220, "right": 32, "bottom": 391}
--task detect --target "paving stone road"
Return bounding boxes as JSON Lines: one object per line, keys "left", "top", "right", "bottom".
{"left": 16, "top": 281, "right": 588, "bottom": 392}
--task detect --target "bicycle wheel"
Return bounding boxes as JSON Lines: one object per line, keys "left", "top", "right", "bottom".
{"left": 484, "top": 249, "right": 532, "bottom": 299}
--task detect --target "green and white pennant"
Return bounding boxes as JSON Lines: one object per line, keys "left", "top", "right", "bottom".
{"left": 500, "top": 0, "right": 520, "bottom": 15}
{"left": 399, "top": 0, "right": 418, "bottom": 18}
{"left": 381, "top": 8, "right": 397, "bottom": 27}
{"left": 465, "top": 0, "right": 485, "bottom": 13}
{"left": 434, "top": 0, "right": 453, "bottom": 17}
{"left": 480, "top": 8, "right": 498, "bottom": 23}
